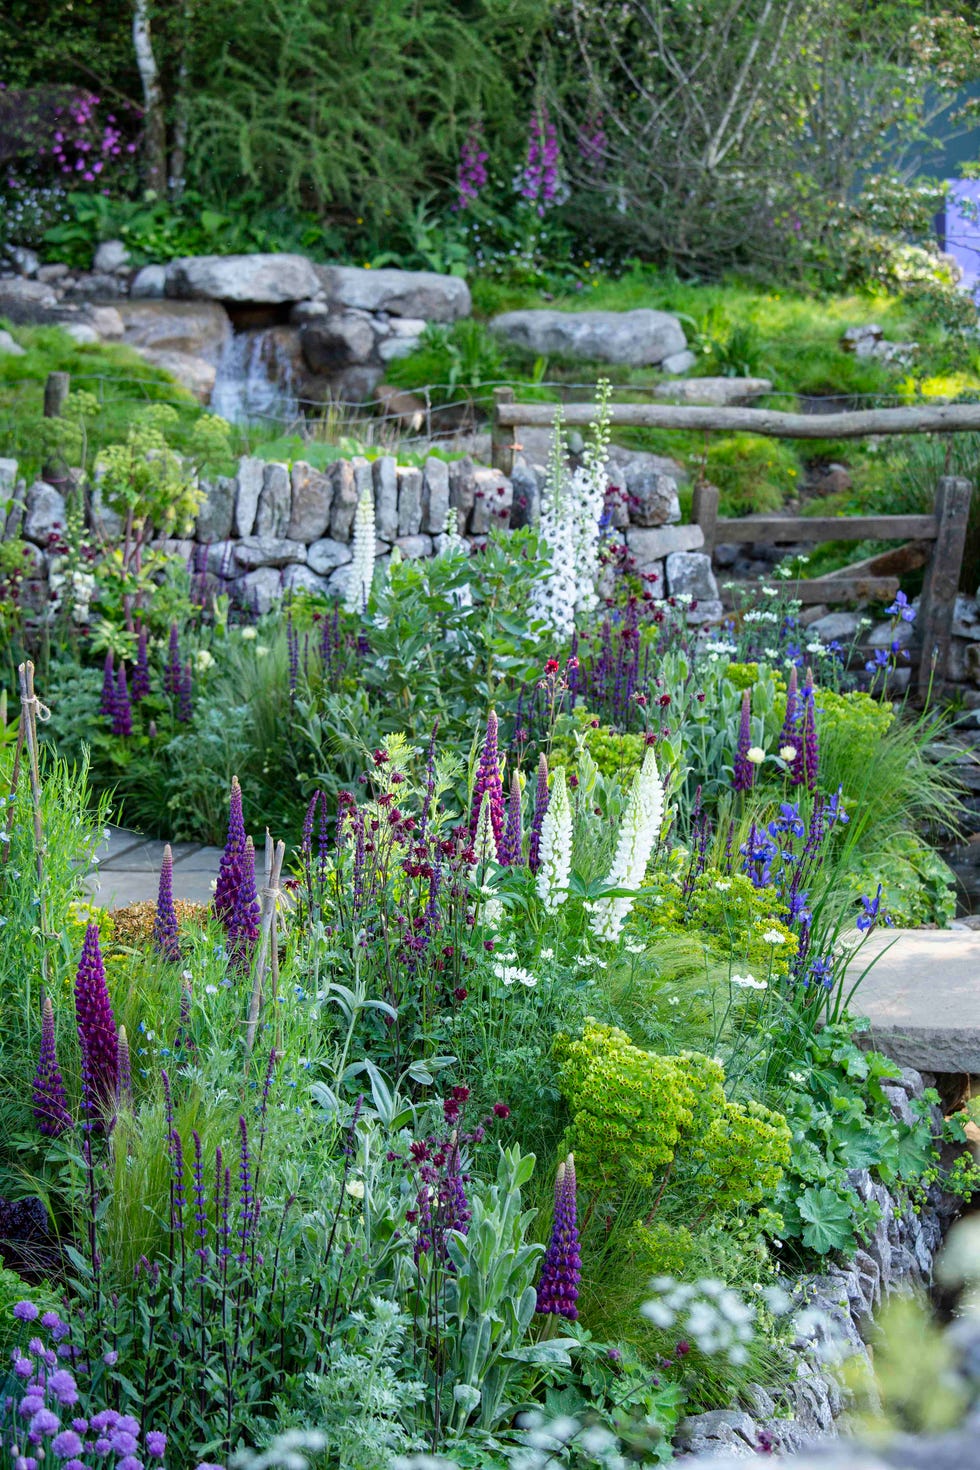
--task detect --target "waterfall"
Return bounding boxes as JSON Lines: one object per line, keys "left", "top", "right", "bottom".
{"left": 209, "top": 328, "right": 298, "bottom": 426}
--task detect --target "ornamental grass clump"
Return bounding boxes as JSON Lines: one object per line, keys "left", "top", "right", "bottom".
{"left": 536, "top": 1154, "right": 581, "bottom": 1320}
{"left": 591, "top": 744, "right": 665, "bottom": 942}
{"left": 74, "top": 922, "right": 118, "bottom": 1124}
{"left": 32, "top": 996, "right": 71, "bottom": 1138}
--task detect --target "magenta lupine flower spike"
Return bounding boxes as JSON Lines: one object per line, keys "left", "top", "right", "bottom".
{"left": 112, "top": 664, "right": 132, "bottom": 737}
{"left": 733, "top": 689, "right": 754, "bottom": 793}
{"left": 227, "top": 835, "right": 260, "bottom": 971}
{"left": 499, "top": 771, "right": 523, "bottom": 866}
{"left": 100, "top": 650, "right": 115, "bottom": 719}
{"left": 214, "top": 776, "right": 246, "bottom": 928}
{"left": 33, "top": 997, "right": 72, "bottom": 1137}
{"left": 117, "top": 1024, "right": 133, "bottom": 1111}
{"left": 74, "top": 922, "right": 119, "bottom": 1121}
{"left": 469, "top": 710, "right": 504, "bottom": 857}
{"left": 536, "top": 1153, "right": 580, "bottom": 1319}
{"left": 779, "top": 665, "right": 798, "bottom": 757}
{"left": 164, "top": 622, "right": 181, "bottom": 697}
{"left": 132, "top": 625, "right": 151, "bottom": 702}
{"left": 528, "top": 753, "right": 550, "bottom": 874}
{"left": 153, "top": 844, "right": 180, "bottom": 962}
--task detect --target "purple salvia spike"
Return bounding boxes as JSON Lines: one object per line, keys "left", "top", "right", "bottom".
{"left": 469, "top": 710, "right": 505, "bottom": 855}
{"left": 214, "top": 776, "right": 246, "bottom": 928}
{"left": 238, "top": 1115, "right": 253, "bottom": 1258}
{"left": 152, "top": 844, "right": 180, "bottom": 962}
{"left": 32, "top": 996, "right": 72, "bottom": 1138}
{"left": 164, "top": 622, "right": 181, "bottom": 698}
{"left": 117, "top": 1025, "right": 132, "bottom": 1111}
{"left": 100, "top": 650, "right": 115, "bottom": 720}
{"left": 112, "top": 664, "right": 132, "bottom": 737}
{"left": 227, "top": 835, "right": 260, "bottom": 971}
{"left": 74, "top": 923, "right": 119, "bottom": 1125}
{"left": 733, "top": 689, "right": 754, "bottom": 793}
{"left": 528, "top": 753, "right": 550, "bottom": 874}
{"left": 500, "top": 770, "right": 523, "bottom": 866}
{"left": 132, "top": 625, "right": 151, "bottom": 702}
{"left": 536, "top": 1154, "right": 581, "bottom": 1319}
{"left": 192, "top": 1131, "right": 208, "bottom": 1256}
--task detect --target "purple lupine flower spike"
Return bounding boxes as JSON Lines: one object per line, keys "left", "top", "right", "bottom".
{"left": 214, "top": 776, "right": 246, "bottom": 928}
{"left": 164, "top": 622, "right": 181, "bottom": 697}
{"left": 100, "top": 650, "right": 115, "bottom": 720}
{"left": 33, "top": 997, "right": 72, "bottom": 1137}
{"left": 733, "top": 689, "right": 754, "bottom": 793}
{"left": 74, "top": 923, "right": 119, "bottom": 1124}
{"left": 779, "top": 665, "right": 798, "bottom": 757}
{"left": 792, "top": 668, "right": 815, "bottom": 789}
{"left": 177, "top": 660, "right": 193, "bottom": 723}
{"left": 500, "top": 771, "right": 523, "bottom": 866}
{"left": 117, "top": 1025, "right": 133, "bottom": 1111}
{"left": 227, "top": 835, "right": 260, "bottom": 971}
{"left": 132, "top": 625, "right": 151, "bottom": 702}
{"left": 528, "top": 753, "right": 550, "bottom": 874}
{"left": 536, "top": 1153, "right": 580, "bottom": 1319}
{"left": 469, "top": 710, "right": 505, "bottom": 855}
{"left": 803, "top": 667, "right": 818, "bottom": 793}
{"left": 152, "top": 844, "right": 180, "bottom": 962}
{"left": 112, "top": 664, "right": 132, "bottom": 737}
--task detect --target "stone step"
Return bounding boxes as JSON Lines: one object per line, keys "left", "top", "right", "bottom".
{"left": 851, "top": 927, "right": 980, "bottom": 1072}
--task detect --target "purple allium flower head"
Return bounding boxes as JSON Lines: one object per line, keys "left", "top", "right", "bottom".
{"left": 145, "top": 1432, "right": 166, "bottom": 1459}
{"left": 527, "top": 753, "right": 550, "bottom": 874}
{"left": 163, "top": 623, "right": 181, "bottom": 698}
{"left": 32, "top": 997, "right": 72, "bottom": 1138}
{"left": 51, "top": 1430, "right": 83, "bottom": 1459}
{"left": 117, "top": 1025, "right": 132, "bottom": 1111}
{"left": 499, "top": 770, "right": 523, "bottom": 866}
{"left": 29, "top": 1407, "right": 60, "bottom": 1436}
{"left": 536, "top": 1153, "right": 580, "bottom": 1319}
{"left": 214, "top": 776, "right": 246, "bottom": 928}
{"left": 100, "top": 650, "right": 115, "bottom": 720}
{"left": 227, "top": 835, "right": 260, "bottom": 972}
{"left": 74, "top": 922, "right": 118, "bottom": 1122}
{"left": 47, "top": 1371, "right": 77, "bottom": 1407}
{"left": 733, "top": 689, "right": 754, "bottom": 793}
{"left": 152, "top": 844, "right": 180, "bottom": 962}
{"left": 13, "top": 1301, "right": 39, "bottom": 1322}
{"left": 177, "top": 660, "right": 193, "bottom": 723}
{"left": 112, "top": 664, "right": 132, "bottom": 738}
{"left": 469, "top": 710, "right": 505, "bottom": 857}
{"left": 132, "top": 625, "right": 150, "bottom": 702}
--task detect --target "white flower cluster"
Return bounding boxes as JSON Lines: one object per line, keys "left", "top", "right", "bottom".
{"left": 536, "top": 768, "right": 572, "bottom": 911}
{"left": 590, "top": 745, "right": 664, "bottom": 942}
{"left": 528, "top": 382, "right": 611, "bottom": 639}
{"left": 344, "top": 484, "right": 376, "bottom": 614}
{"left": 47, "top": 557, "right": 96, "bottom": 625}
{"left": 641, "top": 1276, "right": 757, "bottom": 1365}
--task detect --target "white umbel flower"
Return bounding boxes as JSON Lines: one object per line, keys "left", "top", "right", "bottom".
{"left": 590, "top": 745, "right": 665, "bottom": 942}
{"left": 344, "top": 484, "right": 376, "bottom": 613}
{"left": 535, "top": 767, "right": 572, "bottom": 911}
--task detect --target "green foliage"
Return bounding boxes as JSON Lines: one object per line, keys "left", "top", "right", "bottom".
{"left": 846, "top": 832, "right": 956, "bottom": 928}
{"left": 702, "top": 435, "right": 802, "bottom": 516}
{"left": 385, "top": 320, "right": 506, "bottom": 408}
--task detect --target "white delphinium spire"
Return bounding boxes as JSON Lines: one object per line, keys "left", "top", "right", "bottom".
{"left": 535, "top": 767, "right": 573, "bottom": 911}
{"left": 344, "top": 483, "right": 376, "bottom": 613}
{"left": 590, "top": 745, "right": 665, "bottom": 942}
{"left": 528, "top": 381, "right": 612, "bottom": 638}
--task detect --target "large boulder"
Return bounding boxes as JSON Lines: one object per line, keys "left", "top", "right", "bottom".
{"left": 166, "top": 253, "right": 321, "bottom": 304}
{"left": 0, "top": 278, "right": 58, "bottom": 315}
{"left": 137, "top": 350, "right": 216, "bottom": 403}
{"left": 116, "top": 300, "right": 231, "bottom": 362}
{"left": 652, "top": 375, "right": 772, "bottom": 406}
{"left": 316, "top": 266, "right": 470, "bottom": 322}
{"left": 490, "top": 308, "right": 686, "bottom": 366}
{"left": 23, "top": 482, "right": 67, "bottom": 545}
{"left": 300, "top": 312, "right": 376, "bottom": 373}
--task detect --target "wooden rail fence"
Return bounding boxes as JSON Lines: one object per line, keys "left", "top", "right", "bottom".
{"left": 491, "top": 388, "right": 976, "bottom": 698}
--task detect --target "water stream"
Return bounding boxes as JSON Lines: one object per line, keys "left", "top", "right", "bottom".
{"left": 209, "top": 328, "right": 298, "bottom": 426}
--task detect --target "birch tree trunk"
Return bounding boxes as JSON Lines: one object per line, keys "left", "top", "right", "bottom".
{"left": 132, "top": 0, "right": 167, "bottom": 193}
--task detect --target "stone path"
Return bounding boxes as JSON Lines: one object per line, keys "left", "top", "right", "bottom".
{"left": 83, "top": 830, "right": 979, "bottom": 1074}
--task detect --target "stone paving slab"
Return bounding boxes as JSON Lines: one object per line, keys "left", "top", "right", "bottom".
{"left": 851, "top": 928, "right": 980, "bottom": 1073}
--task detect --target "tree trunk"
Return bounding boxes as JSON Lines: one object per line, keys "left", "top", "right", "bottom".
{"left": 132, "top": 0, "right": 167, "bottom": 193}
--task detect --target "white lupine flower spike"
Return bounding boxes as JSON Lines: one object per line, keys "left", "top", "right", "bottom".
{"left": 344, "top": 483, "right": 376, "bottom": 614}
{"left": 536, "top": 768, "right": 573, "bottom": 911}
{"left": 591, "top": 745, "right": 665, "bottom": 942}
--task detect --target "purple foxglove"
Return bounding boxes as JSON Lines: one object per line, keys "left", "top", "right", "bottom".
{"left": 214, "top": 776, "right": 246, "bottom": 928}
{"left": 590, "top": 745, "right": 664, "bottom": 942}
{"left": 536, "top": 767, "right": 572, "bottom": 911}
{"left": 528, "top": 753, "right": 550, "bottom": 874}
{"left": 74, "top": 923, "right": 118, "bottom": 1123}
{"left": 32, "top": 997, "right": 71, "bottom": 1138}
{"left": 152, "top": 844, "right": 180, "bottom": 962}
{"left": 536, "top": 1154, "right": 580, "bottom": 1319}
{"left": 469, "top": 710, "right": 504, "bottom": 855}
{"left": 227, "top": 835, "right": 260, "bottom": 971}
{"left": 733, "top": 689, "right": 754, "bottom": 793}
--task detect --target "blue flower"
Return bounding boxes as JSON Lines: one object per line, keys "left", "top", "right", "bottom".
{"left": 885, "top": 591, "right": 916, "bottom": 623}
{"left": 856, "top": 885, "right": 884, "bottom": 931}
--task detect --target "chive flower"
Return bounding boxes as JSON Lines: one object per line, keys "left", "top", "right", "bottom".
{"left": 536, "top": 1154, "right": 580, "bottom": 1319}
{"left": 535, "top": 767, "right": 572, "bottom": 910}
{"left": 32, "top": 997, "right": 72, "bottom": 1138}
{"left": 152, "top": 844, "right": 180, "bottom": 962}
{"left": 74, "top": 922, "right": 118, "bottom": 1123}
{"left": 590, "top": 744, "right": 664, "bottom": 942}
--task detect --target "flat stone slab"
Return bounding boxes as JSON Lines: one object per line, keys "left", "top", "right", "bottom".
{"left": 84, "top": 866, "right": 215, "bottom": 909}
{"left": 83, "top": 825, "right": 232, "bottom": 907}
{"left": 850, "top": 928, "right": 980, "bottom": 1072}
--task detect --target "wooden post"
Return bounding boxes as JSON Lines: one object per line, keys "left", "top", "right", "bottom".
{"left": 691, "top": 480, "right": 720, "bottom": 556}
{"left": 491, "top": 386, "right": 515, "bottom": 474}
{"left": 915, "top": 476, "right": 972, "bottom": 700}
{"left": 43, "top": 371, "right": 70, "bottom": 419}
